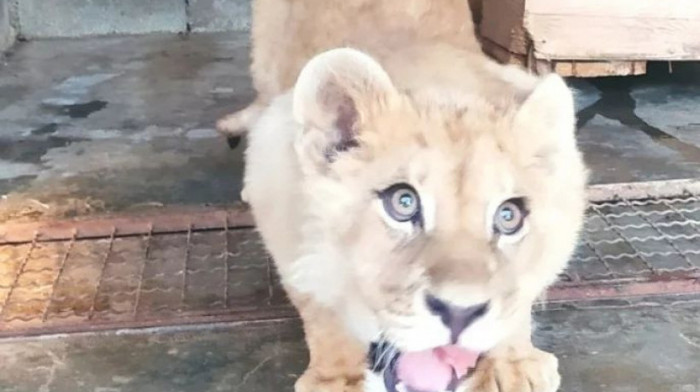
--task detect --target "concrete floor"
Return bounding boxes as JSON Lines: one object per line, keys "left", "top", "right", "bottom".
{"left": 2, "top": 297, "right": 700, "bottom": 392}
{"left": 573, "top": 67, "right": 700, "bottom": 185}
{"left": 1, "top": 33, "right": 700, "bottom": 221}
{"left": 0, "top": 33, "right": 251, "bottom": 221}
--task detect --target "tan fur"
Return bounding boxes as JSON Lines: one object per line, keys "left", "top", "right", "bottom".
{"left": 238, "top": 2, "right": 588, "bottom": 392}
{"left": 290, "top": 289, "right": 367, "bottom": 392}
{"left": 217, "top": 0, "right": 484, "bottom": 135}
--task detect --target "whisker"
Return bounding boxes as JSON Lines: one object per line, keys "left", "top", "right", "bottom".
{"left": 373, "top": 342, "right": 392, "bottom": 372}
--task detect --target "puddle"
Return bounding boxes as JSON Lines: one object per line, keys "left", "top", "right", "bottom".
{"left": 61, "top": 100, "right": 109, "bottom": 119}
{"left": 31, "top": 123, "right": 59, "bottom": 135}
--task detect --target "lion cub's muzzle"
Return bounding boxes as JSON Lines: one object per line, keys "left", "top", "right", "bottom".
{"left": 368, "top": 297, "right": 489, "bottom": 392}
{"left": 368, "top": 340, "right": 483, "bottom": 392}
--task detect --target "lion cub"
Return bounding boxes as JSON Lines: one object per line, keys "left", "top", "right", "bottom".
{"left": 236, "top": 1, "right": 588, "bottom": 392}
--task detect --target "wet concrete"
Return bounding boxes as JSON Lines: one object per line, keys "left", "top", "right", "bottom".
{"left": 1, "top": 297, "right": 699, "bottom": 392}
{"left": 539, "top": 299, "right": 700, "bottom": 392}
{"left": 0, "top": 321, "right": 308, "bottom": 392}
{"left": 0, "top": 35, "right": 699, "bottom": 222}
{"left": 573, "top": 63, "right": 700, "bottom": 184}
{"left": 0, "top": 33, "right": 254, "bottom": 221}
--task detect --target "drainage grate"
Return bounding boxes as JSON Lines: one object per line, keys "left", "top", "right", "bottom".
{"left": 0, "top": 191, "right": 699, "bottom": 337}
{"left": 548, "top": 193, "right": 700, "bottom": 301}
{"left": 0, "top": 208, "right": 294, "bottom": 337}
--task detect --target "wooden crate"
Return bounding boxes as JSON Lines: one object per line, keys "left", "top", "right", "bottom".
{"left": 478, "top": 0, "right": 700, "bottom": 77}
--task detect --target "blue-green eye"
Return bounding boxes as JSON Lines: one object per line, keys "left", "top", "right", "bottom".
{"left": 494, "top": 198, "right": 528, "bottom": 235}
{"left": 379, "top": 183, "right": 422, "bottom": 224}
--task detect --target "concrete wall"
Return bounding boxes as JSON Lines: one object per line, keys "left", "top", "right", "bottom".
{"left": 0, "top": 0, "right": 16, "bottom": 50}
{"left": 12, "top": 0, "right": 251, "bottom": 39}
{"left": 189, "top": 0, "right": 251, "bottom": 33}
{"left": 17, "top": 0, "right": 188, "bottom": 38}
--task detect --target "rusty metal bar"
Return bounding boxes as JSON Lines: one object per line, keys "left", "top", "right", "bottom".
{"left": 545, "top": 277, "right": 700, "bottom": 303}
{"left": 0, "top": 232, "right": 37, "bottom": 319}
{"left": 132, "top": 225, "right": 153, "bottom": 319}
{"left": 223, "top": 216, "right": 230, "bottom": 309}
{"left": 42, "top": 230, "right": 77, "bottom": 322}
{"left": 0, "top": 306, "right": 299, "bottom": 339}
{"left": 0, "top": 207, "right": 253, "bottom": 245}
{"left": 182, "top": 223, "right": 192, "bottom": 304}
{"left": 88, "top": 228, "right": 116, "bottom": 320}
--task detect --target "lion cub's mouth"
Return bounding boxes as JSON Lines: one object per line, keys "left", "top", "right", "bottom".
{"left": 369, "top": 341, "right": 481, "bottom": 392}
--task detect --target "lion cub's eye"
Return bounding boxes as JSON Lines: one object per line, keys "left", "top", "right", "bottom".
{"left": 379, "top": 183, "right": 422, "bottom": 224}
{"left": 493, "top": 198, "right": 528, "bottom": 235}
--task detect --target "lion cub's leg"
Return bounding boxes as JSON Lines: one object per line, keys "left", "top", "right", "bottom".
{"left": 289, "top": 291, "right": 367, "bottom": 392}
{"left": 216, "top": 99, "right": 267, "bottom": 138}
{"left": 463, "top": 316, "right": 561, "bottom": 392}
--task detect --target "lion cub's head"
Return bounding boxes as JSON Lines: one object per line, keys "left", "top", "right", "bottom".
{"left": 289, "top": 48, "right": 587, "bottom": 356}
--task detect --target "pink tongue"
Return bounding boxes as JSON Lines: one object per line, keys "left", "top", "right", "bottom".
{"left": 396, "top": 346, "right": 480, "bottom": 392}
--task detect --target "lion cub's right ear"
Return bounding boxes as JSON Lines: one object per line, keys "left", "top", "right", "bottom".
{"left": 293, "top": 48, "right": 397, "bottom": 161}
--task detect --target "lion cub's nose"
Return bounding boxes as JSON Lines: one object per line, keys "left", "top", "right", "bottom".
{"left": 426, "top": 294, "right": 489, "bottom": 343}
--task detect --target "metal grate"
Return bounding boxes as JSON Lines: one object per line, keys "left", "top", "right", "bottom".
{"left": 549, "top": 193, "right": 700, "bottom": 301}
{"left": 0, "top": 209, "right": 293, "bottom": 337}
{"left": 0, "top": 193, "right": 699, "bottom": 337}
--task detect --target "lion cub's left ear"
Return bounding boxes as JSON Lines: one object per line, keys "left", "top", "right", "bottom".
{"left": 293, "top": 48, "right": 397, "bottom": 160}
{"left": 512, "top": 73, "right": 578, "bottom": 167}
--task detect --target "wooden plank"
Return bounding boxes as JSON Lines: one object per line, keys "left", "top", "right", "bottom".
{"left": 553, "top": 61, "right": 647, "bottom": 77}
{"left": 479, "top": 0, "right": 529, "bottom": 54}
{"left": 482, "top": 38, "right": 648, "bottom": 77}
{"left": 527, "top": 0, "right": 700, "bottom": 19}
{"left": 480, "top": 37, "right": 525, "bottom": 65}
{"left": 524, "top": 0, "right": 700, "bottom": 60}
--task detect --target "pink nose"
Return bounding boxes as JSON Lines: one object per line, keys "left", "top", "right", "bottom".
{"left": 425, "top": 294, "right": 489, "bottom": 343}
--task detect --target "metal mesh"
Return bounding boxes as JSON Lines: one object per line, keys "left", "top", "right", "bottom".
{"left": 0, "top": 195, "right": 699, "bottom": 337}
{"left": 0, "top": 226, "right": 290, "bottom": 336}
{"left": 567, "top": 195, "right": 700, "bottom": 282}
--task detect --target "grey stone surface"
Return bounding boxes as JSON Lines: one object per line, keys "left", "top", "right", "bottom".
{"left": 574, "top": 67, "right": 700, "bottom": 185}
{"left": 632, "top": 84, "right": 700, "bottom": 147}
{"left": 578, "top": 115, "right": 700, "bottom": 185}
{"left": 537, "top": 298, "right": 700, "bottom": 392}
{"left": 568, "top": 78, "right": 601, "bottom": 114}
{"left": 0, "top": 321, "right": 309, "bottom": 392}
{"left": 1, "top": 298, "right": 700, "bottom": 392}
{"left": 189, "top": 0, "right": 252, "bottom": 33}
{"left": 0, "top": 33, "right": 254, "bottom": 221}
{"left": 0, "top": 0, "right": 15, "bottom": 51}
{"left": 16, "top": 0, "right": 188, "bottom": 38}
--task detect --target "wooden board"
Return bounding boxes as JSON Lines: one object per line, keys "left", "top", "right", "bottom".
{"left": 479, "top": 0, "right": 700, "bottom": 76}
{"left": 552, "top": 60, "right": 647, "bottom": 77}
{"left": 525, "top": 0, "right": 700, "bottom": 61}
{"left": 481, "top": 37, "right": 647, "bottom": 77}
{"left": 479, "top": 0, "right": 528, "bottom": 54}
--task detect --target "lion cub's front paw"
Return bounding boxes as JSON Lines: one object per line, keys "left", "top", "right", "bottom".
{"left": 463, "top": 348, "right": 560, "bottom": 392}
{"left": 295, "top": 368, "right": 364, "bottom": 392}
